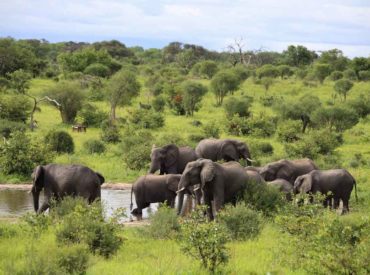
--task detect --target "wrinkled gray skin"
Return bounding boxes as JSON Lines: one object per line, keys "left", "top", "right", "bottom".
{"left": 245, "top": 169, "right": 265, "bottom": 184}
{"left": 177, "top": 159, "right": 248, "bottom": 220}
{"left": 148, "top": 144, "right": 201, "bottom": 215}
{"left": 294, "top": 169, "right": 357, "bottom": 213}
{"left": 259, "top": 159, "right": 318, "bottom": 184}
{"left": 245, "top": 166, "right": 263, "bottom": 173}
{"left": 130, "top": 174, "right": 182, "bottom": 220}
{"left": 267, "top": 179, "right": 293, "bottom": 200}
{"left": 31, "top": 164, "right": 104, "bottom": 214}
{"left": 195, "top": 138, "right": 252, "bottom": 165}
{"left": 149, "top": 144, "right": 198, "bottom": 175}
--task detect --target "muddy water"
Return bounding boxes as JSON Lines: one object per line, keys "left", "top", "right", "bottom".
{"left": 0, "top": 189, "right": 158, "bottom": 222}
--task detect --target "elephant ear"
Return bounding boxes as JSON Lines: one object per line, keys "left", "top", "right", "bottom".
{"left": 32, "top": 165, "right": 44, "bottom": 191}
{"left": 96, "top": 172, "right": 105, "bottom": 185}
{"left": 200, "top": 160, "right": 215, "bottom": 188}
{"left": 166, "top": 175, "right": 181, "bottom": 193}
{"left": 164, "top": 144, "right": 179, "bottom": 169}
{"left": 300, "top": 176, "right": 312, "bottom": 193}
{"left": 219, "top": 140, "right": 238, "bottom": 160}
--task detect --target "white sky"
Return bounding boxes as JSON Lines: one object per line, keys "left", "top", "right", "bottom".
{"left": 1, "top": 0, "right": 370, "bottom": 57}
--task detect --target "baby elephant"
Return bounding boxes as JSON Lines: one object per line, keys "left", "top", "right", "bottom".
{"left": 130, "top": 174, "right": 181, "bottom": 220}
{"left": 294, "top": 169, "right": 357, "bottom": 213}
{"left": 267, "top": 179, "right": 293, "bottom": 200}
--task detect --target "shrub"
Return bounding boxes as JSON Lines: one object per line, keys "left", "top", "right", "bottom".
{"left": 211, "top": 70, "right": 240, "bottom": 105}
{"left": 247, "top": 114, "right": 276, "bottom": 137}
{"left": 202, "top": 121, "right": 220, "bottom": 138}
{"left": 329, "top": 70, "right": 343, "bottom": 80}
{"left": 120, "top": 129, "right": 154, "bottom": 170}
{"left": 154, "top": 132, "right": 186, "bottom": 147}
{"left": 152, "top": 95, "right": 166, "bottom": 112}
{"left": 127, "top": 108, "right": 165, "bottom": 129}
{"left": 260, "top": 77, "right": 274, "bottom": 92}
{"left": 251, "top": 141, "right": 274, "bottom": 156}
{"left": 0, "top": 131, "right": 53, "bottom": 176}
{"left": 188, "top": 133, "right": 206, "bottom": 144}
{"left": 55, "top": 198, "right": 122, "bottom": 258}
{"left": 77, "top": 103, "right": 107, "bottom": 127}
{"left": 225, "top": 115, "right": 249, "bottom": 136}
{"left": 260, "top": 95, "right": 282, "bottom": 107}
{"left": 44, "top": 130, "right": 74, "bottom": 154}
{"left": 348, "top": 94, "right": 370, "bottom": 118}
{"left": 180, "top": 206, "right": 229, "bottom": 273}
{"left": 57, "top": 244, "right": 90, "bottom": 275}
{"left": 197, "top": 60, "right": 219, "bottom": 79}
{"left": 0, "top": 119, "right": 26, "bottom": 138}
{"left": 358, "top": 70, "right": 370, "bottom": 81}
{"left": 256, "top": 64, "right": 279, "bottom": 79}
{"left": 101, "top": 122, "right": 121, "bottom": 143}
{"left": 218, "top": 203, "right": 263, "bottom": 241}
{"left": 230, "top": 65, "right": 250, "bottom": 82}
{"left": 334, "top": 79, "right": 353, "bottom": 101}
{"left": 343, "top": 69, "right": 357, "bottom": 80}
{"left": 241, "top": 181, "right": 285, "bottom": 216}
{"left": 277, "top": 120, "right": 301, "bottom": 143}
{"left": 0, "top": 94, "right": 31, "bottom": 123}
{"left": 84, "top": 63, "right": 110, "bottom": 77}
{"left": 145, "top": 204, "right": 180, "bottom": 239}
{"left": 83, "top": 139, "right": 106, "bottom": 154}
{"left": 223, "top": 96, "right": 253, "bottom": 118}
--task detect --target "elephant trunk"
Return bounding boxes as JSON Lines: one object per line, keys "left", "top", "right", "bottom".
{"left": 31, "top": 186, "right": 39, "bottom": 213}
{"left": 176, "top": 175, "right": 189, "bottom": 215}
{"left": 177, "top": 190, "right": 185, "bottom": 216}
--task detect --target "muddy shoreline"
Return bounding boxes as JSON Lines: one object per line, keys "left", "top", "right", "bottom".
{"left": 0, "top": 182, "right": 133, "bottom": 191}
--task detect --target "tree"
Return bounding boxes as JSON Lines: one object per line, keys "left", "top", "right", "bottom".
{"left": 47, "top": 81, "right": 84, "bottom": 123}
{"left": 348, "top": 94, "right": 370, "bottom": 118}
{"left": 260, "top": 77, "right": 274, "bottom": 93}
{"left": 317, "top": 49, "right": 349, "bottom": 71}
{"left": 282, "top": 45, "right": 317, "bottom": 66}
{"left": 176, "top": 49, "right": 197, "bottom": 73}
{"left": 275, "top": 94, "right": 321, "bottom": 133}
{"left": 351, "top": 57, "right": 370, "bottom": 78}
{"left": 334, "top": 79, "right": 353, "bottom": 101}
{"left": 107, "top": 70, "right": 140, "bottom": 121}
{"left": 313, "top": 64, "right": 331, "bottom": 84}
{"left": 0, "top": 94, "right": 31, "bottom": 123}
{"left": 224, "top": 96, "right": 253, "bottom": 118}
{"left": 198, "top": 60, "right": 218, "bottom": 79}
{"left": 312, "top": 105, "right": 359, "bottom": 132}
{"left": 84, "top": 63, "right": 110, "bottom": 77}
{"left": 277, "top": 65, "right": 294, "bottom": 79}
{"left": 211, "top": 71, "right": 240, "bottom": 105}
{"left": 181, "top": 81, "right": 208, "bottom": 116}
{"left": 256, "top": 64, "right": 279, "bottom": 79}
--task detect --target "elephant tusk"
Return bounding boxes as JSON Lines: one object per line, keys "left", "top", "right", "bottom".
{"left": 176, "top": 187, "right": 185, "bottom": 193}
{"left": 193, "top": 187, "right": 200, "bottom": 191}
{"left": 246, "top": 158, "right": 254, "bottom": 162}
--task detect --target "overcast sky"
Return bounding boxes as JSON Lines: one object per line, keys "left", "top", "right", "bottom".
{"left": 1, "top": 0, "right": 369, "bottom": 57}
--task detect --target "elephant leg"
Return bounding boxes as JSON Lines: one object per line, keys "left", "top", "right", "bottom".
{"left": 342, "top": 198, "right": 350, "bottom": 214}
{"left": 37, "top": 201, "right": 50, "bottom": 214}
{"left": 203, "top": 194, "right": 214, "bottom": 221}
{"left": 131, "top": 208, "right": 143, "bottom": 220}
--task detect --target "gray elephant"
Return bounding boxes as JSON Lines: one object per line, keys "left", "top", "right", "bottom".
{"left": 195, "top": 138, "right": 252, "bottom": 165}
{"left": 245, "top": 166, "right": 263, "bottom": 173}
{"left": 259, "top": 158, "right": 318, "bottom": 184}
{"left": 267, "top": 179, "right": 293, "bottom": 200}
{"left": 245, "top": 168, "right": 265, "bottom": 184}
{"left": 177, "top": 159, "right": 248, "bottom": 220}
{"left": 130, "top": 174, "right": 182, "bottom": 220}
{"left": 294, "top": 169, "right": 357, "bottom": 213}
{"left": 31, "top": 164, "right": 105, "bottom": 214}
{"left": 149, "top": 144, "right": 198, "bottom": 174}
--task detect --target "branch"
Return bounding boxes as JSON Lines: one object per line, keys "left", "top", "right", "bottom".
{"left": 38, "top": 96, "right": 61, "bottom": 108}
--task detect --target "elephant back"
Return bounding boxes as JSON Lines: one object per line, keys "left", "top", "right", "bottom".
{"left": 178, "top": 146, "right": 198, "bottom": 173}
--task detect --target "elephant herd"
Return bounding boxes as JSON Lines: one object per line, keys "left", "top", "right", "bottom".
{"left": 30, "top": 138, "right": 357, "bottom": 218}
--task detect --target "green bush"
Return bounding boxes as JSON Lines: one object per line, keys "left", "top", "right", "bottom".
{"left": 100, "top": 121, "right": 121, "bottom": 143}
{"left": 225, "top": 115, "right": 249, "bottom": 136}
{"left": 180, "top": 206, "right": 229, "bottom": 273}
{"left": 241, "top": 181, "right": 285, "bottom": 216}
{"left": 218, "top": 204, "right": 263, "bottom": 241}
{"left": 202, "top": 121, "right": 220, "bottom": 138}
{"left": 329, "top": 70, "right": 343, "bottom": 80}
{"left": 84, "top": 63, "right": 110, "bottom": 77}
{"left": 120, "top": 129, "right": 154, "bottom": 170}
{"left": 127, "top": 108, "right": 165, "bottom": 129}
{"left": 358, "top": 70, "right": 370, "bottom": 81}
{"left": 260, "top": 95, "right": 283, "bottom": 107}
{"left": 0, "top": 223, "right": 18, "bottom": 239}
{"left": 251, "top": 141, "right": 274, "bottom": 156}
{"left": 277, "top": 120, "right": 301, "bottom": 143}
{"left": 343, "top": 69, "right": 357, "bottom": 80}
{"left": 144, "top": 204, "right": 180, "bottom": 239}
{"left": 55, "top": 198, "right": 123, "bottom": 258}
{"left": 0, "top": 119, "right": 26, "bottom": 138}
{"left": 247, "top": 114, "right": 277, "bottom": 137}
{"left": 57, "top": 244, "right": 90, "bottom": 275}
{"left": 0, "top": 131, "right": 53, "bottom": 176}
{"left": 154, "top": 132, "right": 186, "bottom": 147}
{"left": 44, "top": 130, "right": 74, "bottom": 154}
{"left": 152, "top": 95, "right": 166, "bottom": 112}
{"left": 223, "top": 96, "right": 253, "bottom": 118}
{"left": 188, "top": 133, "right": 206, "bottom": 144}
{"left": 0, "top": 94, "right": 31, "bottom": 123}
{"left": 77, "top": 103, "right": 107, "bottom": 127}
{"left": 348, "top": 93, "right": 370, "bottom": 118}
{"left": 83, "top": 139, "right": 106, "bottom": 154}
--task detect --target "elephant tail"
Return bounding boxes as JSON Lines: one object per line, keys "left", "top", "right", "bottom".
{"left": 130, "top": 184, "right": 134, "bottom": 211}
{"left": 354, "top": 179, "right": 358, "bottom": 203}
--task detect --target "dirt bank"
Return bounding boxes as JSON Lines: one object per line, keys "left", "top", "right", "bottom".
{"left": 0, "top": 182, "right": 133, "bottom": 191}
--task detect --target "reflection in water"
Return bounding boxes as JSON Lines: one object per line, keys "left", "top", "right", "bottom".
{"left": 0, "top": 189, "right": 158, "bottom": 222}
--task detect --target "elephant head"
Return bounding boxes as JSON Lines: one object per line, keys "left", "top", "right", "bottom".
{"left": 176, "top": 159, "right": 215, "bottom": 214}
{"left": 220, "top": 140, "right": 252, "bottom": 165}
{"left": 31, "top": 165, "right": 44, "bottom": 212}
{"left": 232, "top": 140, "right": 252, "bottom": 165}
{"left": 293, "top": 174, "right": 312, "bottom": 194}
{"left": 149, "top": 144, "right": 179, "bottom": 174}
{"left": 259, "top": 160, "right": 291, "bottom": 182}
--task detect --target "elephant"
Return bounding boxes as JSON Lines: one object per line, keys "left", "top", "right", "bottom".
{"left": 195, "top": 138, "right": 252, "bottom": 165}
{"left": 31, "top": 164, "right": 105, "bottom": 214}
{"left": 177, "top": 159, "right": 248, "bottom": 220}
{"left": 149, "top": 144, "right": 198, "bottom": 175}
{"left": 259, "top": 158, "right": 318, "bottom": 184}
{"left": 130, "top": 174, "right": 183, "bottom": 220}
{"left": 267, "top": 179, "right": 293, "bottom": 200}
{"left": 294, "top": 169, "right": 357, "bottom": 213}
{"left": 245, "top": 166, "right": 263, "bottom": 173}
{"left": 244, "top": 168, "right": 265, "bottom": 184}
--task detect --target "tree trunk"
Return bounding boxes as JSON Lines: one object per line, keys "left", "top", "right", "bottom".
{"left": 110, "top": 105, "right": 116, "bottom": 122}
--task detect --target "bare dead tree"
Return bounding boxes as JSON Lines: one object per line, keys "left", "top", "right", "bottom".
{"left": 226, "top": 37, "right": 253, "bottom": 67}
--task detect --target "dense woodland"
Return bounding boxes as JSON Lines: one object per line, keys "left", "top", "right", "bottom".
{"left": 0, "top": 37, "right": 370, "bottom": 274}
